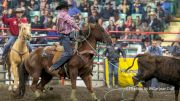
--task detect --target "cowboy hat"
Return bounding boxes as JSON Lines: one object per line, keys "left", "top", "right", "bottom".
{"left": 15, "top": 8, "right": 24, "bottom": 13}
{"left": 105, "top": 2, "right": 113, "bottom": 5}
{"left": 148, "top": 11, "right": 156, "bottom": 16}
{"left": 55, "top": 1, "right": 69, "bottom": 10}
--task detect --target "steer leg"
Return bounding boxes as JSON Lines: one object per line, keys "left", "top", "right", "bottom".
{"left": 144, "top": 81, "right": 153, "bottom": 98}
{"left": 132, "top": 86, "right": 139, "bottom": 101}
{"left": 175, "top": 86, "right": 179, "bottom": 101}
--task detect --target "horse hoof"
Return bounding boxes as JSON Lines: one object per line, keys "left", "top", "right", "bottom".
{"left": 93, "top": 98, "right": 100, "bottom": 101}
{"left": 8, "top": 86, "right": 13, "bottom": 91}
{"left": 12, "top": 85, "right": 18, "bottom": 91}
{"left": 70, "top": 98, "right": 78, "bottom": 101}
{"left": 149, "top": 94, "right": 153, "bottom": 98}
{"left": 35, "top": 90, "right": 42, "bottom": 98}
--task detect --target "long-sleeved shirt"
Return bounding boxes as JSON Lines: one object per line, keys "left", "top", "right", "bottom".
{"left": 147, "top": 46, "right": 163, "bottom": 56}
{"left": 2, "top": 15, "right": 28, "bottom": 36}
{"left": 104, "top": 44, "right": 126, "bottom": 62}
{"left": 56, "top": 10, "right": 80, "bottom": 34}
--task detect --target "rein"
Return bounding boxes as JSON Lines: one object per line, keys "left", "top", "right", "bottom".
{"left": 74, "top": 26, "right": 96, "bottom": 55}
{"left": 74, "top": 25, "right": 109, "bottom": 56}
{"left": 11, "top": 48, "right": 28, "bottom": 62}
{"left": 73, "top": 25, "right": 91, "bottom": 42}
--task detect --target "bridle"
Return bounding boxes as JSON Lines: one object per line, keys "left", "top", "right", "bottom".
{"left": 74, "top": 24, "right": 110, "bottom": 53}
{"left": 18, "top": 26, "right": 31, "bottom": 41}
{"left": 73, "top": 24, "right": 91, "bottom": 42}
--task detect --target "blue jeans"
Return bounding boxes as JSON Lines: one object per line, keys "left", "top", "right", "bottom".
{"left": 108, "top": 61, "right": 118, "bottom": 86}
{"left": 2, "top": 35, "right": 33, "bottom": 57}
{"left": 51, "top": 34, "right": 73, "bottom": 69}
{"left": 150, "top": 78, "right": 159, "bottom": 88}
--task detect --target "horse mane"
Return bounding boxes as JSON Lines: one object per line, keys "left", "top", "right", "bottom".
{"left": 83, "top": 23, "right": 97, "bottom": 30}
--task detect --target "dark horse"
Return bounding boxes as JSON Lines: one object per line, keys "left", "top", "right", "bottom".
{"left": 14, "top": 23, "right": 112, "bottom": 101}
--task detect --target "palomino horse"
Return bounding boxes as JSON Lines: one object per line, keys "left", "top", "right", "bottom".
{"left": 15, "top": 23, "right": 112, "bottom": 101}
{"left": 7, "top": 23, "right": 31, "bottom": 91}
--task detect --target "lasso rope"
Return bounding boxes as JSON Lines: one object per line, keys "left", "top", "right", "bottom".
{"left": 103, "top": 85, "right": 152, "bottom": 101}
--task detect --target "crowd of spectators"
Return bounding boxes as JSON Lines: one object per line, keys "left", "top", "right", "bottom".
{"left": 0, "top": 0, "right": 177, "bottom": 88}
{"left": 0, "top": 0, "right": 173, "bottom": 44}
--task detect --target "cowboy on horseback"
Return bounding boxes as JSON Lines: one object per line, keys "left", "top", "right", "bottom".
{"left": 49, "top": 1, "right": 80, "bottom": 72}
{"left": 1, "top": 8, "right": 32, "bottom": 61}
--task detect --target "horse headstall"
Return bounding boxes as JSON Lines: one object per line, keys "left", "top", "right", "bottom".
{"left": 74, "top": 24, "right": 91, "bottom": 42}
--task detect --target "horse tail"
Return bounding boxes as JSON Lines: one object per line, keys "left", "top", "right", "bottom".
{"left": 15, "top": 61, "right": 28, "bottom": 98}
{"left": 125, "top": 54, "right": 145, "bottom": 72}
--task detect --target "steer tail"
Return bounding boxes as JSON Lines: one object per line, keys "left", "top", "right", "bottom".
{"left": 125, "top": 54, "right": 144, "bottom": 72}
{"left": 14, "top": 61, "right": 28, "bottom": 98}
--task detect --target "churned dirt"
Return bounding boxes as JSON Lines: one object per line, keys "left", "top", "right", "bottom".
{"left": 0, "top": 85, "right": 178, "bottom": 101}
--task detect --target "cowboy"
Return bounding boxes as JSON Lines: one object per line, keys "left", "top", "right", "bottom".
{"left": 104, "top": 38, "right": 126, "bottom": 88}
{"left": 49, "top": 1, "right": 80, "bottom": 72}
{"left": 1, "top": 8, "right": 33, "bottom": 60}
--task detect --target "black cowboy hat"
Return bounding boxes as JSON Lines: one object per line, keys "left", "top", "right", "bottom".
{"left": 55, "top": 1, "right": 69, "bottom": 10}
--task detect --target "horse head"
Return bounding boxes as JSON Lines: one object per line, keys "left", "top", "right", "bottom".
{"left": 19, "top": 23, "right": 32, "bottom": 41}
{"left": 82, "top": 23, "right": 112, "bottom": 44}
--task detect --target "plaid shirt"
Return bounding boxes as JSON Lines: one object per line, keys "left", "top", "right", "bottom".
{"left": 57, "top": 10, "right": 79, "bottom": 34}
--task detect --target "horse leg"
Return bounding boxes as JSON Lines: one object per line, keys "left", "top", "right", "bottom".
{"left": 31, "top": 72, "right": 41, "bottom": 98}
{"left": 70, "top": 68, "right": 78, "bottom": 101}
{"left": 6, "top": 63, "right": 12, "bottom": 91}
{"left": 37, "top": 70, "right": 52, "bottom": 92}
{"left": 175, "top": 86, "right": 179, "bottom": 101}
{"left": 11, "top": 62, "right": 19, "bottom": 91}
{"left": 82, "top": 74, "right": 99, "bottom": 101}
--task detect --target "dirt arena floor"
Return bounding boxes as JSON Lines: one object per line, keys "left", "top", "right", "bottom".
{"left": 0, "top": 85, "right": 178, "bottom": 101}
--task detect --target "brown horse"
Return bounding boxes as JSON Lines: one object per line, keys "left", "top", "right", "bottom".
{"left": 15, "top": 23, "right": 112, "bottom": 101}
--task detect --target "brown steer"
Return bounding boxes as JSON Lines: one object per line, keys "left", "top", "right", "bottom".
{"left": 125, "top": 53, "right": 180, "bottom": 101}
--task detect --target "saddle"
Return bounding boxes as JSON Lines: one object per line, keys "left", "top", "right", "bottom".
{"left": 42, "top": 42, "right": 96, "bottom": 78}
{"left": 42, "top": 42, "right": 64, "bottom": 64}
{"left": 42, "top": 43, "right": 69, "bottom": 77}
